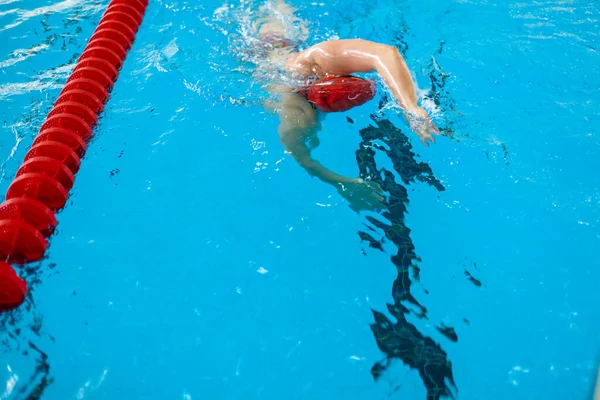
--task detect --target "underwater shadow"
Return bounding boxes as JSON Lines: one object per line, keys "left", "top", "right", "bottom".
{"left": 355, "top": 118, "right": 456, "bottom": 400}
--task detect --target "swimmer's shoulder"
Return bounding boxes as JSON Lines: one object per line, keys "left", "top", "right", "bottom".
{"left": 284, "top": 52, "right": 311, "bottom": 75}
{"left": 284, "top": 46, "right": 328, "bottom": 78}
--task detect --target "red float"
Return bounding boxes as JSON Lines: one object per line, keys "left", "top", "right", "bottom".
{"left": 17, "top": 157, "right": 76, "bottom": 192}
{"left": 61, "top": 78, "right": 110, "bottom": 105}
{"left": 6, "top": 173, "right": 69, "bottom": 211}
{"left": 74, "top": 57, "right": 120, "bottom": 82}
{"left": 101, "top": 12, "right": 141, "bottom": 35}
{"left": 0, "top": 198, "right": 57, "bottom": 237}
{"left": 33, "top": 128, "right": 87, "bottom": 158}
{"left": 107, "top": 0, "right": 146, "bottom": 16}
{"left": 0, "top": 220, "right": 48, "bottom": 264}
{"left": 68, "top": 66, "right": 115, "bottom": 91}
{"left": 105, "top": 4, "right": 143, "bottom": 25}
{"left": 80, "top": 46, "right": 125, "bottom": 68}
{"left": 55, "top": 89, "right": 104, "bottom": 115}
{"left": 0, "top": 262, "right": 27, "bottom": 312}
{"left": 85, "top": 38, "right": 128, "bottom": 61}
{"left": 97, "top": 20, "right": 136, "bottom": 42}
{"left": 24, "top": 141, "right": 81, "bottom": 174}
{"left": 47, "top": 102, "right": 98, "bottom": 127}
{"left": 40, "top": 113, "right": 93, "bottom": 140}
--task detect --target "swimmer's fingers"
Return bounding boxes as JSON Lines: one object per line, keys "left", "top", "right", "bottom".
{"left": 411, "top": 121, "right": 435, "bottom": 146}
{"left": 366, "top": 181, "right": 385, "bottom": 199}
{"left": 341, "top": 180, "right": 387, "bottom": 212}
{"left": 419, "top": 130, "right": 435, "bottom": 147}
{"left": 428, "top": 119, "right": 440, "bottom": 135}
{"left": 407, "top": 111, "right": 438, "bottom": 146}
{"left": 419, "top": 114, "right": 440, "bottom": 136}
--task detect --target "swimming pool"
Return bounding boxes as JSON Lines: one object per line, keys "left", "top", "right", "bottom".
{"left": 1, "top": 0, "right": 599, "bottom": 398}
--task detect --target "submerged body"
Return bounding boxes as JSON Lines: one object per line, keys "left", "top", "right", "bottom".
{"left": 254, "top": 0, "right": 438, "bottom": 210}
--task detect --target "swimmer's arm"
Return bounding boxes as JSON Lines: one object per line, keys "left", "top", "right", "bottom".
{"left": 289, "top": 39, "right": 421, "bottom": 112}
{"left": 276, "top": 92, "right": 356, "bottom": 185}
{"left": 279, "top": 125, "right": 356, "bottom": 185}
{"left": 275, "top": 93, "right": 384, "bottom": 210}
{"left": 288, "top": 39, "right": 439, "bottom": 145}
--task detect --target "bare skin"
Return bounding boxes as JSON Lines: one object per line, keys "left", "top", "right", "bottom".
{"left": 285, "top": 39, "right": 439, "bottom": 145}
{"left": 256, "top": 1, "right": 439, "bottom": 211}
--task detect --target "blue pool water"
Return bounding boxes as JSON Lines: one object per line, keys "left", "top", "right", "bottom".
{"left": 1, "top": 0, "right": 599, "bottom": 399}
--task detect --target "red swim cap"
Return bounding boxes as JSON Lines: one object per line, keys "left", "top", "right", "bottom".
{"left": 297, "top": 76, "right": 376, "bottom": 113}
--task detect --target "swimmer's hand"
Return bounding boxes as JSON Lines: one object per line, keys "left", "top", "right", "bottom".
{"left": 405, "top": 106, "right": 440, "bottom": 147}
{"left": 337, "top": 178, "right": 385, "bottom": 212}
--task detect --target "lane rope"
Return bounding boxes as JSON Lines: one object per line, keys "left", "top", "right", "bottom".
{"left": 0, "top": 0, "right": 149, "bottom": 313}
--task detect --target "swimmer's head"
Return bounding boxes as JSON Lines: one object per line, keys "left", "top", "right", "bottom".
{"left": 296, "top": 75, "right": 377, "bottom": 113}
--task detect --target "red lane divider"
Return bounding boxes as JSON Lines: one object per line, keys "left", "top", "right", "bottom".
{"left": 0, "top": 0, "right": 148, "bottom": 312}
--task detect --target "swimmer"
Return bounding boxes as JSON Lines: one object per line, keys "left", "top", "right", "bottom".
{"left": 252, "top": 0, "right": 439, "bottom": 210}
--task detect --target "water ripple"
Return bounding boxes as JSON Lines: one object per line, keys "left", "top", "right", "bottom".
{"left": 0, "top": 0, "right": 103, "bottom": 32}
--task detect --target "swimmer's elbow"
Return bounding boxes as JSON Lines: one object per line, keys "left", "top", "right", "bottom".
{"left": 376, "top": 44, "right": 403, "bottom": 64}
{"left": 293, "top": 152, "right": 320, "bottom": 173}
{"left": 379, "top": 44, "right": 399, "bottom": 54}
{"left": 294, "top": 152, "right": 314, "bottom": 167}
